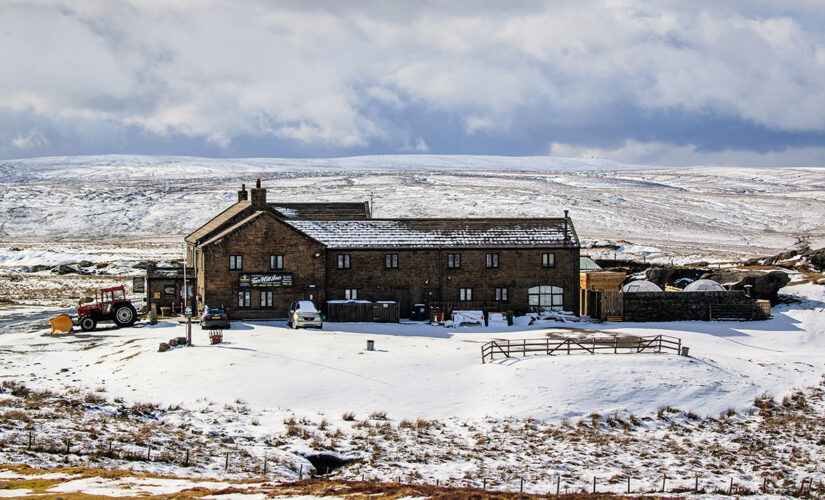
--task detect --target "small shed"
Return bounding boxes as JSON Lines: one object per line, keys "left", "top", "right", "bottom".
{"left": 580, "top": 270, "right": 626, "bottom": 316}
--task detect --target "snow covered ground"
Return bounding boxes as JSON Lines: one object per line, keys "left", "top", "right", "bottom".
{"left": 1, "top": 283, "right": 824, "bottom": 495}
{"left": 1, "top": 154, "right": 823, "bottom": 255}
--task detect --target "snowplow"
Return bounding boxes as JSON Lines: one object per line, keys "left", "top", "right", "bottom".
{"left": 48, "top": 314, "right": 74, "bottom": 334}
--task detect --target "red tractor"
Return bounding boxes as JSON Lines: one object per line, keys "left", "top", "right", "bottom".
{"left": 77, "top": 285, "right": 138, "bottom": 331}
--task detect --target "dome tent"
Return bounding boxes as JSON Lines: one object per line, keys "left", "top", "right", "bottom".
{"left": 683, "top": 279, "right": 726, "bottom": 292}
{"left": 622, "top": 280, "right": 663, "bottom": 293}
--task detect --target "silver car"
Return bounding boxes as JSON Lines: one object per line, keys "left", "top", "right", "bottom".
{"left": 288, "top": 300, "right": 323, "bottom": 329}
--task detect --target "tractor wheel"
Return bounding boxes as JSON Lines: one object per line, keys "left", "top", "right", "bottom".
{"left": 79, "top": 316, "right": 97, "bottom": 332}
{"left": 113, "top": 304, "right": 137, "bottom": 327}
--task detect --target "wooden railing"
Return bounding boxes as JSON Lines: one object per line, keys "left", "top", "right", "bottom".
{"left": 481, "top": 335, "right": 682, "bottom": 363}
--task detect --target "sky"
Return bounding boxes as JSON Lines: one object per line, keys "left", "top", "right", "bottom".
{"left": 2, "top": 0, "right": 825, "bottom": 166}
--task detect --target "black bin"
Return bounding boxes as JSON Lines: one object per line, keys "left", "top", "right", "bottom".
{"left": 410, "top": 304, "right": 426, "bottom": 321}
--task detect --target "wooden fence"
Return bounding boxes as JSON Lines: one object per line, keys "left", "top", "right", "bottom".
{"left": 481, "top": 335, "right": 682, "bottom": 363}
{"left": 326, "top": 301, "right": 399, "bottom": 323}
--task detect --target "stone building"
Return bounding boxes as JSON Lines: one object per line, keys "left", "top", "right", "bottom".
{"left": 185, "top": 180, "right": 580, "bottom": 319}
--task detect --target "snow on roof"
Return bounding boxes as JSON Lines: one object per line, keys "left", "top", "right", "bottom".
{"left": 683, "top": 279, "right": 726, "bottom": 292}
{"left": 623, "top": 280, "right": 663, "bottom": 293}
{"left": 286, "top": 218, "right": 578, "bottom": 249}
{"left": 269, "top": 202, "right": 370, "bottom": 220}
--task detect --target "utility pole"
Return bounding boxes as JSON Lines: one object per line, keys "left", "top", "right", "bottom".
{"left": 183, "top": 244, "right": 192, "bottom": 346}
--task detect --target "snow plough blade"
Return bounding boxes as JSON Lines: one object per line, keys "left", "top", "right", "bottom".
{"left": 49, "top": 314, "right": 74, "bottom": 334}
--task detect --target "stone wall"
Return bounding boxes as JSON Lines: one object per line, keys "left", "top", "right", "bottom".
{"left": 623, "top": 291, "right": 769, "bottom": 322}
{"left": 325, "top": 247, "right": 580, "bottom": 316}
{"left": 198, "top": 213, "right": 326, "bottom": 318}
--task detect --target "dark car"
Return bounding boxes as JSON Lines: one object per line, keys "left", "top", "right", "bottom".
{"left": 200, "top": 307, "right": 230, "bottom": 329}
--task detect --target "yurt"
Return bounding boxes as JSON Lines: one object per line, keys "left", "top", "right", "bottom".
{"left": 683, "top": 279, "right": 726, "bottom": 292}
{"left": 622, "top": 280, "right": 663, "bottom": 293}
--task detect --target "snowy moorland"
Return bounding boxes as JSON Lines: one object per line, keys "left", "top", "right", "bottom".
{"left": 1, "top": 154, "right": 824, "bottom": 255}
{"left": 1, "top": 284, "right": 824, "bottom": 495}
{"left": 1, "top": 154, "right": 825, "bottom": 496}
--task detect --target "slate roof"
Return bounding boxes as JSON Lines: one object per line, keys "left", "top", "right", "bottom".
{"left": 270, "top": 202, "right": 370, "bottom": 220}
{"left": 284, "top": 218, "right": 578, "bottom": 249}
{"left": 199, "top": 211, "right": 272, "bottom": 248}
{"left": 185, "top": 201, "right": 251, "bottom": 244}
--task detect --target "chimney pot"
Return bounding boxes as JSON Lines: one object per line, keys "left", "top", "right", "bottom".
{"left": 242, "top": 183, "right": 246, "bottom": 191}
{"left": 256, "top": 178, "right": 261, "bottom": 188}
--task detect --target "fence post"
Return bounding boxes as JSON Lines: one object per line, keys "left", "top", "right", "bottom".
{"left": 225, "top": 452, "right": 229, "bottom": 471}
{"left": 556, "top": 476, "right": 560, "bottom": 495}
{"left": 627, "top": 476, "right": 630, "bottom": 494}
{"left": 614, "top": 337, "right": 618, "bottom": 354}
{"left": 592, "top": 338, "right": 595, "bottom": 355}
{"left": 593, "top": 476, "right": 596, "bottom": 493}
{"left": 523, "top": 339, "right": 526, "bottom": 356}
{"left": 567, "top": 339, "right": 570, "bottom": 355}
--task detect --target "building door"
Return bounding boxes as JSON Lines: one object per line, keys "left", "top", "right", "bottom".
{"left": 393, "top": 288, "right": 410, "bottom": 318}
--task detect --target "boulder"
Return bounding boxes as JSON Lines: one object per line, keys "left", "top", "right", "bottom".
{"left": 175, "top": 336, "right": 188, "bottom": 345}
{"left": 168, "top": 338, "right": 178, "bottom": 347}
{"left": 76, "top": 260, "right": 94, "bottom": 268}
{"left": 158, "top": 342, "right": 170, "bottom": 352}
{"left": 806, "top": 248, "right": 825, "bottom": 271}
{"left": 54, "top": 264, "right": 79, "bottom": 275}
{"left": 645, "top": 267, "right": 709, "bottom": 289}
{"left": 701, "top": 270, "right": 790, "bottom": 304}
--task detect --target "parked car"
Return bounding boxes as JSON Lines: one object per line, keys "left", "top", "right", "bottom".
{"left": 200, "top": 306, "right": 230, "bottom": 329}
{"left": 288, "top": 301, "right": 323, "bottom": 329}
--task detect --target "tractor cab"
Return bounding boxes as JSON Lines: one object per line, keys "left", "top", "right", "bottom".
{"left": 99, "top": 286, "right": 126, "bottom": 315}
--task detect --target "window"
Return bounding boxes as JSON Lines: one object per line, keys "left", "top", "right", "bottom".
{"left": 261, "top": 291, "right": 273, "bottom": 307}
{"left": 385, "top": 253, "right": 398, "bottom": 269}
{"left": 528, "top": 286, "right": 564, "bottom": 312}
{"left": 486, "top": 253, "right": 499, "bottom": 268}
{"left": 447, "top": 253, "right": 461, "bottom": 269}
{"left": 459, "top": 288, "right": 473, "bottom": 301}
{"left": 495, "top": 287, "right": 509, "bottom": 302}
{"left": 542, "top": 253, "right": 555, "bottom": 268}
{"left": 238, "top": 290, "right": 251, "bottom": 308}
{"left": 345, "top": 289, "right": 358, "bottom": 300}
{"left": 229, "top": 255, "right": 243, "bottom": 270}
{"left": 270, "top": 254, "right": 284, "bottom": 270}
{"left": 337, "top": 254, "right": 351, "bottom": 269}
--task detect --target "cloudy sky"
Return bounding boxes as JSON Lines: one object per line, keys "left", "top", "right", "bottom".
{"left": 2, "top": 0, "right": 825, "bottom": 166}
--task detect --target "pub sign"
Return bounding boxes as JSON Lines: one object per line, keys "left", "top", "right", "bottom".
{"left": 239, "top": 273, "right": 294, "bottom": 288}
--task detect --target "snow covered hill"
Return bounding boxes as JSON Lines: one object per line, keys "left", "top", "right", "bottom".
{"left": 1, "top": 154, "right": 824, "bottom": 255}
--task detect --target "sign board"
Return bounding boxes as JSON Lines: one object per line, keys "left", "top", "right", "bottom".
{"left": 153, "top": 292, "right": 161, "bottom": 299}
{"left": 184, "top": 306, "right": 193, "bottom": 317}
{"left": 133, "top": 276, "right": 145, "bottom": 293}
{"left": 239, "top": 273, "right": 294, "bottom": 288}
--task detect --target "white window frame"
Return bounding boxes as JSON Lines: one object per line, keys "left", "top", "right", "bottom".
{"left": 270, "top": 254, "right": 284, "bottom": 270}
{"left": 345, "top": 289, "right": 358, "bottom": 300}
{"left": 229, "top": 255, "right": 243, "bottom": 270}
{"left": 261, "top": 291, "right": 273, "bottom": 307}
{"left": 238, "top": 290, "right": 251, "bottom": 308}
{"left": 542, "top": 253, "right": 555, "bottom": 268}
{"left": 486, "top": 253, "right": 499, "bottom": 268}
{"left": 495, "top": 287, "right": 509, "bottom": 302}
{"left": 459, "top": 288, "right": 472, "bottom": 301}
{"left": 385, "top": 253, "right": 398, "bottom": 269}
{"left": 447, "top": 253, "right": 461, "bottom": 269}
{"left": 528, "top": 285, "right": 564, "bottom": 312}
{"left": 338, "top": 254, "right": 351, "bottom": 269}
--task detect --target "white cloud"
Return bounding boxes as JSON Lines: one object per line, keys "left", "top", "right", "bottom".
{"left": 11, "top": 131, "right": 48, "bottom": 150}
{"left": 549, "top": 139, "right": 825, "bottom": 167}
{"left": 399, "top": 137, "right": 429, "bottom": 153}
{"left": 0, "top": 1, "right": 824, "bottom": 158}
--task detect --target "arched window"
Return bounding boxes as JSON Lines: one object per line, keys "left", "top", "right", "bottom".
{"left": 528, "top": 286, "right": 564, "bottom": 312}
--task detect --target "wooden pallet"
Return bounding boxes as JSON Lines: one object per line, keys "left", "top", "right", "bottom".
{"left": 605, "top": 315, "right": 623, "bottom": 322}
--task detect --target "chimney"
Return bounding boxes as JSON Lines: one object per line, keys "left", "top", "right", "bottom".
{"left": 237, "top": 183, "right": 248, "bottom": 202}
{"left": 250, "top": 178, "right": 266, "bottom": 208}
{"left": 563, "top": 210, "right": 569, "bottom": 245}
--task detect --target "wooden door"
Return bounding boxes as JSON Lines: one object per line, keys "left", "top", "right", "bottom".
{"left": 393, "top": 288, "right": 410, "bottom": 318}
